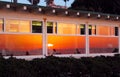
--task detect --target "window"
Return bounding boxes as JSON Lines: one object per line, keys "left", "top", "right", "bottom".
{"left": 0, "top": 19, "right": 4, "bottom": 32}
{"left": 115, "top": 27, "right": 118, "bottom": 36}
{"left": 6, "top": 19, "right": 30, "bottom": 32}
{"left": 89, "top": 25, "right": 96, "bottom": 35}
{"left": 47, "top": 22, "right": 57, "bottom": 34}
{"left": 97, "top": 25, "right": 119, "bottom": 36}
{"left": 47, "top": 22, "right": 53, "bottom": 33}
{"left": 110, "top": 26, "right": 115, "bottom": 36}
{"left": 6, "top": 20, "right": 19, "bottom": 32}
{"left": 19, "top": 20, "right": 30, "bottom": 32}
{"left": 80, "top": 24, "right": 85, "bottom": 35}
{"left": 57, "top": 23, "right": 76, "bottom": 34}
{"left": 89, "top": 25, "right": 92, "bottom": 35}
{"left": 32, "top": 21, "right": 42, "bottom": 33}
{"left": 97, "top": 26, "right": 111, "bottom": 35}
{"left": 54, "top": 23, "right": 57, "bottom": 34}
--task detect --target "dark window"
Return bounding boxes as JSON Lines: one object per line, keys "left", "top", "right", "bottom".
{"left": 80, "top": 24, "right": 85, "bottom": 35}
{"left": 89, "top": 25, "right": 96, "bottom": 35}
{"left": 115, "top": 27, "right": 118, "bottom": 36}
{"left": 32, "top": 21, "right": 42, "bottom": 33}
{"left": 94, "top": 26, "right": 96, "bottom": 35}
{"left": 55, "top": 23, "right": 57, "bottom": 34}
{"left": 89, "top": 25, "right": 92, "bottom": 35}
{"left": 47, "top": 22, "right": 53, "bottom": 33}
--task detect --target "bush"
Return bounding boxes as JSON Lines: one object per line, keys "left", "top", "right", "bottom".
{"left": 0, "top": 55, "right": 120, "bottom": 77}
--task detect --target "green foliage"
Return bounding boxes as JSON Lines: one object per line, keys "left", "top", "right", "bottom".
{"left": 0, "top": 55, "right": 120, "bottom": 77}
{"left": 70, "top": 0, "right": 120, "bottom": 15}
{"left": 28, "top": 0, "right": 40, "bottom": 5}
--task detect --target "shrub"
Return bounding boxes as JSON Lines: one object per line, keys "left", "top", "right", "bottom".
{"left": 0, "top": 55, "right": 120, "bottom": 77}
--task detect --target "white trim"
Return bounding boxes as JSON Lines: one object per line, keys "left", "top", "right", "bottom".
{"left": 42, "top": 18, "right": 47, "bottom": 56}
{"left": 3, "top": 53, "right": 116, "bottom": 60}
{"left": 54, "top": 53, "right": 115, "bottom": 58}
{"left": 85, "top": 22, "right": 89, "bottom": 55}
{"left": 30, "top": 20, "right": 32, "bottom": 33}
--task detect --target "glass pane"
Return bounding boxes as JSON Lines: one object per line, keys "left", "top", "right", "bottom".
{"left": 47, "top": 35, "right": 85, "bottom": 55}
{"left": 0, "top": 34, "right": 42, "bottom": 56}
{"left": 19, "top": 20, "right": 30, "bottom": 32}
{"left": 0, "top": 19, "right": 3, "bottom": 32}
{"left": 110, "top": 26, "right": 115, "bottom": 36}
{"left": 58, "top": 23, "right": 76, "bottom": 34}
{"left": 92, "top": 25, "right": 96, "bottom": 35}
{"left": 89, "top": 25, "right": 92, "bottom": 35}
{"left": 6, "top": 19, "right": 30, "bottom": 33}
{"left": 6, "top": 20, "right": 19, "bottom": 32}
{"left": 97, "top": 26, "right": 111, "bottom": 35}
{"left": 88, "top": 25, "right": 96, "bottom": 35}
{"left": 90, "top": 36, "right": 118, "bottom": 53}
{"left": 47, "top": 22, "right": 53, "bottom": 33}
{"left": 80, "top": 24, "right": 85, "bottom": 35}
{"left": 32, "top": 21, "right": 42, "bottom": 33}
{"left": 54, "top": 22, "right": 57, "bottom": 34}
{"left": 115, "top": 27, "right": 118, "bottom": 36}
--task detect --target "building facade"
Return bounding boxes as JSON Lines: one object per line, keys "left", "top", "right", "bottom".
{"left": 0, "top": 1, "right": 120, "bottom": 58}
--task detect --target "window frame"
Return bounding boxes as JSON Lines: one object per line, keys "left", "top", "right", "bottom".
{"left": 79, "top": 24, "right": 86, "bottom": 35}
{"left": 57, "top": 22, "right": 77, "bottom": 35}
{"left": 5, "top": 19, "right": 31, "bottom": 33}
{"left": 0, "top": 18, "right": 4, "bottom": 32}
{"left": 32, "top": 20, "right": 43, "bottom": 33}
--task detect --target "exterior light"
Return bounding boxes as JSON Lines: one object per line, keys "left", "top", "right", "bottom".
{"left": 38, "top": 8, "right": 42, "bottom": 12}
{"left": 6, "top": 4, "right": 10, "bottom": 8}
{"left": 65, "top": 11, "right": 68, "bottom": 15}
{"left": 52, "top": 9, "right": 56, "bottom": 13}
{"left": 48, "top": 44, "right": 53, "bottom": 47}
{"left": 77, "top": 12, "right": 80, "bottom": 16}
{"left": 23, "top": 6, "right": 27, "bottom": 10}
{"left": 98, "top": 14, "right": 101, "bottom": 18}
{"left": 116, "top": 17, "right": 119, "bottom": 20}
{"left": 88, "top": 13, "right": 90, "bottom": 17}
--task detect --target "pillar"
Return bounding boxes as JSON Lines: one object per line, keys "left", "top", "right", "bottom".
{"left": 85, "top": 22, "right": 89, "bottom": 56}
{"left": 119, "top": 25, "right": 120, "bottom": 53}
{"left": 43, "top": 18, "right": 47, "bottom": 56}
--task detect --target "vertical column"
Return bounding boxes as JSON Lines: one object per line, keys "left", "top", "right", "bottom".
{"left": 119, "top": 25, "right": 120, "bottom": 53}
{"left": 85, "top": 22, "right": 89, "bottom": 56}
{"left": 43, "top": 18, "right": 47, "bottom": 56}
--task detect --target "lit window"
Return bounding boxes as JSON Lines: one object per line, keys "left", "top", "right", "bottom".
{"left": 80, "top": 24, "right": 85, "bottom": 35}
{"left": 0, "top": 19, "right": 4, "bottom": 32}
{"left": 6, "top": 20, "right": 19, "bottom": 32}
{"left": 57, "top": 23, "right": 76, "bottom": 34}
{"left": 115, "top": 27, "right": 118, "bottom": 36}
{"left": 6, "top": 19, "right": 30, "bottom": 32}
{"left": 92, "top": 25, "right": 96, "bottom": 35}
{"left": 32, "top": 21, "right": 42, "bottom": 33}
{"left": 19, "top": 20, "right": 30, "bottom": 32}
{"left": 97, "top": 26, "right": 111, "bottom": 35}
{"left": 47, "top": 22, "right": 53, "bottom": 33}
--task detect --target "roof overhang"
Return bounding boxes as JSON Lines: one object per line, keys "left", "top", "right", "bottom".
{"left": 0, "top": 1, "right": 120, "bottom": 21}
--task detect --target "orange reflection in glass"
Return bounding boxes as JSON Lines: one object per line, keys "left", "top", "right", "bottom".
{"left": 0, "top": 34, "right": 42, "bottom": 52}
{"left": 90, "top": 36, "right": 118, "bottom": 48}
{"left": 48, "top": 35, "right": 85, "bottom": 49}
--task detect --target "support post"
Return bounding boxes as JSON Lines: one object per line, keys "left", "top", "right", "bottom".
{"left": 85, "top": 22, "right": 89, "bottom": 56}
{"left": 43, "top": 18, "right": 47, "bottom": 56}
{"left": 119, "top": 25, "right": 120, "bottom": 54}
